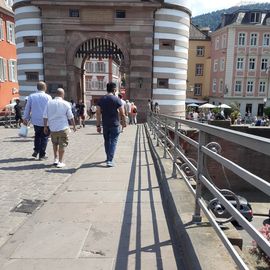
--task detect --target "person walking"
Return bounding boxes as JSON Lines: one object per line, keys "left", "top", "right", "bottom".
{"left": 76, "top": 99, "right": 86, "bottom": 128}
{"left": 90, "top": 103, "right": 97, "bottom": 119}
{"left": 23, "top": 81, "right": 52, "bottom": 160}
{"left": 14, "top": 99, "right": 23, "bottom": 127}
{"left": 148, "top": 99, "right": 154, "bottom": 112}
{"left": 118, "top": 94, "right": 127, "bottom": 131}
{"left": 154, "top": 102, "right": 160, "bottom": 114}
{"left": 96, "top": 82, "right": 126, "bottom": 167}
{"left": 130, "top": 102, "right": 138, "bottom": 124}
{"left": 125, "top": 100, "right": 132, "bottom": 124}
{"left": 43, "top": 88, "right": 76, "bottom": 168}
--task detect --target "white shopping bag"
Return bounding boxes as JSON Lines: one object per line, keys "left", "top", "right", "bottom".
{"left": 18, "top": 124, "right": 29, "bottom": 137}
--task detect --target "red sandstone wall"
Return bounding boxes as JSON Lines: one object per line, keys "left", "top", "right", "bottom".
{"left": 0, "top": 12, "right": 19, "bottom": 110}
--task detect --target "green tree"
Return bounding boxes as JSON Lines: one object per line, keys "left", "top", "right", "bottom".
{"left": 264, "top": 107, "right": 270, "bottom": 117}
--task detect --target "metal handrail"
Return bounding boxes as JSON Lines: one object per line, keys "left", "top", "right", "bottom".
{"left": 147, "top": 112, "right": 270, "bottom": 270}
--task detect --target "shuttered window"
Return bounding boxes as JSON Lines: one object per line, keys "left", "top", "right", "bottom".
{"left": 0, "top": 19, "right": 4, "bottom": 40}
{"left": 6, "top": 21, "right": 15, "bottom": 43}
{"left": 8, "top": 60, "right": 17, "bottom": 82}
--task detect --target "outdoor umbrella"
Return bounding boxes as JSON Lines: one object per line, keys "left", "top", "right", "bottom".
{"left": 218, "top": 104, "right": 231, "bottom": 109}
{"left": 187, "top": 103, "right": 199, "bottom": 107}
{"left": 199, "top": 103, "right": 216, "bottom": 109}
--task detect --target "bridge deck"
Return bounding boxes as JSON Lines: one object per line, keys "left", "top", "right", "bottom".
{"left": 0, "top": 123, "right": 184, "bottom": 269}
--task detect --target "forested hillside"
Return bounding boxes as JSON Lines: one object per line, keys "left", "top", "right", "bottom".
{"left": 192, "top": 3, "right": 270, "bottom": 31}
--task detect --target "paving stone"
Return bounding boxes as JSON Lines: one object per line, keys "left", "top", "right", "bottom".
{"left": 10, "top": 222, "right": 91, "bottom": 259}
{"left": 2, "top": 258, "right": 114, "bottom": 270}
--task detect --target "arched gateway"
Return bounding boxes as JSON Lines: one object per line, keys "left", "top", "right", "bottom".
{"left": 14, "top": 0, "right": 191, "bottom": 120}
{"left": 74, "top": 37, "right": 126, "bottom": 108}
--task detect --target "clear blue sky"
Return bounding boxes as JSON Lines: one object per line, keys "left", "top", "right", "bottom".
{"left": 191, "top": 0, "right": 267, "bottom": 16}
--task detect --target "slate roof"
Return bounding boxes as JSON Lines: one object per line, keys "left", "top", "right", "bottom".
{"left": 190, "top": 23, "right": 211, "bottom": 40}
{"left": 216, "top": 9, "right": 270, "bottom": 30}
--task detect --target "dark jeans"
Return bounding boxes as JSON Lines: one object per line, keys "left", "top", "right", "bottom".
{"left": 34, "top": 125, "right": 49, "bottom": 158}
{"left": 103, "top": 126, "right": 120, "bottom": 162}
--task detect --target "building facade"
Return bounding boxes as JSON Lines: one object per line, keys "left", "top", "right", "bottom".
{"left": 0, "top": 0, "right": 18, "bottom": 110}
{"left": 187, "top": 24, "right": 211, "bottom": 103}
{"left": 210, "top": 9, "right": 270, "bottom": 117}
{"left": 13, "top": 0, "right": 191, "bottom": 119}
{"left": 84, "top": 57, "right": 121, "bottom": 107}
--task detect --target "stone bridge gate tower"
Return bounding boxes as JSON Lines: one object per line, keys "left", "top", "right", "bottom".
{"left": 13, "top": 0, "right": 191, "bottom": 119}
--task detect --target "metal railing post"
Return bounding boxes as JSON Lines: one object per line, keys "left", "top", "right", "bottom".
{"left": 151, "top": 114, "right": 155, "bottom": 136}
{"left": 156, "top": 117, "right": 160, "bottom": 146}
{"left": 172, "top": 121, "right": 179, "bottom": 178}
{"left": 153, "top": 116, "right": 156, "bottom": 139}
{"left": 150, "top": 113, "right": 153, "bottom": 132}
{"left": 192, "top": 130, "right": 206, "bottom": 223}
{"left": 163, "top": 117, "right": 168, "bottom": 158}
{"left": 147, "top": 112, "right": 151, "bottom": 131}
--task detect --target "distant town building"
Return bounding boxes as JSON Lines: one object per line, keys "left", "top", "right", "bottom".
{"left": 210, "top": 9, "right": 270, "bottom": 117}
{"left": 13, "top": 0, "right": 191, "bottom": 119}
{"left": 0, "top": 0, "right": 18, "bottom": 110}
{"left": 187, "top": 24, "right": 211, "bottom": 103}
{"left": 84, "top": 58, "right": 121, "bottom": 107}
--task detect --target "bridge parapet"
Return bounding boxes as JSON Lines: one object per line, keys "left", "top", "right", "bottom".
{"left": 147, "top": 112, "right": 270, "bottom": 269}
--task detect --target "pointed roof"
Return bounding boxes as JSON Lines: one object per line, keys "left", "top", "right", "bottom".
{"left": 190, "top": 23, "right": 211, "bottom": 40}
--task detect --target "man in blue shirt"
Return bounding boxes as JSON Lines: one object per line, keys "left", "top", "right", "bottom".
{"left": 23, "top": 81, "right": 52, "bottom": 160}
{"left": 96, "top": 82, "right": 126, "bottom": 167}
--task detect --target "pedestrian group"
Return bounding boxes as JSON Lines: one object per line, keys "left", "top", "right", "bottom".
{"left": 21, "top": 81, "right": 140, "bottom": 168}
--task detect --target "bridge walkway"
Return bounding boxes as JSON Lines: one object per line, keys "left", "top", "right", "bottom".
{"left": 0, "top": 124, "right": 192, "bottom": 269}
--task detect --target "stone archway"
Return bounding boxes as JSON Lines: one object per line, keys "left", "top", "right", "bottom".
{"left": 65, "top": 32, "right": 130, "bottom": 103}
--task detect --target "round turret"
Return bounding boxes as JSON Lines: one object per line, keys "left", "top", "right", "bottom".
{"left": 13, "top": 0, "right": 44, "bottom": 99}
{"left": 152, "top": 0, "right": 191, "bottom": 116}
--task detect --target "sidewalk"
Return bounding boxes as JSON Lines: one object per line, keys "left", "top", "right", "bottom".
{"left": 0, "top": 124, "right": 181, "bottom": 269}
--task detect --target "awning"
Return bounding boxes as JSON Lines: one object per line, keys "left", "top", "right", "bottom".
{"left": 185, "top": 98, "right": 207, "bottom": 104}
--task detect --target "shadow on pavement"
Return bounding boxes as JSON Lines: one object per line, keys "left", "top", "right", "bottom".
{"left": 0, "top": 163, "right": 47, "bottom": 171}
{"left": 80, "top": 161, "right": 107, "bottom": 169}
{"left": 0, "top": 157, "right": 34, "bottom": 163}
{"left": 146, "top": 124, "right": 202, "bottom": 269}
{"left": 3, "top": 139, "right": 33, "bottom": 143}
{"left": 46, "top": 168, "right": 77, "bottom": 174}
{"left": 115, "top": 125, "right": 170, "bottom": 269}
{"left": 85, "top": 133, "right": 101, "bottom": 136}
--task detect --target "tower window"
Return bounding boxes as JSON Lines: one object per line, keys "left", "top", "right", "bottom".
{"left": 157, "top": 79, "right": 168, "bottom": 88}
{"left": 25, "top": 72, "right": 39, "bottom": 81}
{"left": 23, "top": 36, "right": 37, "bottom": 47}
{"left": 159, "top": 39, "right": 175, "bottom": 50}
{"left": 116, "top": 10, "right": 126, "bottom": 18}
{"left": 69, "top": 9, "right": 80, "bottom": 17}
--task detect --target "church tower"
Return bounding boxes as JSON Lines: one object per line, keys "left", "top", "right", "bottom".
{"left": 13, "top": 0, "right": 44, "bottom": 100}
{"left": 153, "top": 0, "right": 191, "bottom": 116}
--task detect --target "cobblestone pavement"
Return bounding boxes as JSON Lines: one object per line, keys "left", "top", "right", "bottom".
{"left": 0, "top": 122, "right": 104, "bottom": 248}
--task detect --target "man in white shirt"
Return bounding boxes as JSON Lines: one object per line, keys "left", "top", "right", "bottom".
{"left": 43, "top": 88, "right": 76, "bottom": 168}
{"left": 23, "top": 81, "right": 52, "bottom": 160}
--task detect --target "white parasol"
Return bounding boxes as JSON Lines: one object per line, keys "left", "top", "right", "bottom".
{"left": 218, "top": 104, "right": 231, "bottom": 109}
{"left": 199, "top": 103, "right": 216, "bottom": 109}
{"left": 187, "top": 103, "right": 199, "bottom": 107}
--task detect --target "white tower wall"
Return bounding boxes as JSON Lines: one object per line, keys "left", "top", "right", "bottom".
{"left": 153, "top": 1, "right": 191, "bottom": 116}
{"left": 13, "top": 0, "right": 44, "bottom": 99}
